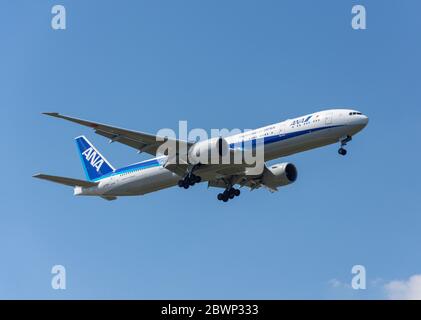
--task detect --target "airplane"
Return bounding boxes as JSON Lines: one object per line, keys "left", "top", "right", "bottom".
{"left": 33, "top": 109, "right": 369, "bottom": 202}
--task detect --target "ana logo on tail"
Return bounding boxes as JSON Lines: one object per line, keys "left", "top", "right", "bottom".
{"left": 82, "top": 147, "right": 104, "bottom": 172}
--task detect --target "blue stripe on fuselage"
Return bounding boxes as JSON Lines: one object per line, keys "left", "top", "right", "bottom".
{"left": 229, "top": 125, "right": 343, "bottom": 149}
{"left": 94, "top": 124, "right": 343, "bottom": 181}
{"left": 92, "top": 158, "right": 161, "bottom": 181}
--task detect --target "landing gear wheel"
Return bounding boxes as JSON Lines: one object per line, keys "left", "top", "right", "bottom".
{"left": 229, "top": 188, "right": 235, "bottom": 197}
{"left": 338, "top": 136, "right": 351, "bottom": 156}
{"left": 217, "top": 187, "right": 241, "bottom": 202}
{"left": 338, "top": 148, "right": 347, "bottom": 156}
{"left": 185, "top": 174, "right": 201, "bottom": 187}
{"left": 179, "top": 172, "right": 202, "bottom": 190}
{"left": 218, "top": 190, "right": 230, "bottom": 202}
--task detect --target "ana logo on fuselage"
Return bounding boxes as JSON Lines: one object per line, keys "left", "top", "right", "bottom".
{"left": 82, "top": 147, "right": 104, "bottom": 172}
{"left": 290, "top": 116, "right": 312, "bottom": 127}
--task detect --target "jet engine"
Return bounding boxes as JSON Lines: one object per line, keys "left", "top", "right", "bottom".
{"left": 188, "top": 137, "right": 229, "bottom": 164}
{"left": 261, "top": 162, "right": 298, "bottom": 188}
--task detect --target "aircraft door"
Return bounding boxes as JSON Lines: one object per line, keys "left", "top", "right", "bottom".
{"left": 277, "top": 122, "right": 287, "bottom": 139}
{"left": 325, "top": 113, "right": 333, "bottom": 125}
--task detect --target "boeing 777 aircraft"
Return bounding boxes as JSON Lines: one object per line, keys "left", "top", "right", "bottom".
{"left": 34, "top": 109, "right": 368, "bottom": 202}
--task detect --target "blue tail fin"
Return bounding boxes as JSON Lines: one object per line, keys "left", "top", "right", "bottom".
{"left": 75, "top": 136, "right": 115, "bottom": 181}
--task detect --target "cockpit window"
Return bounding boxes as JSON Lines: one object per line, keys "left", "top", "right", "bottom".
{"left": 349, "top": 112, "right": 362, "bottom": 116}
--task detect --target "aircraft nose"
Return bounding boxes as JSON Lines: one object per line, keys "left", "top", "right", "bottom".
{"left": 348, "top": 112, "right": 369, "bottom": 133}
{"left": 361, "top": 114, "right": 369, "bottom": 127}
{"left": 352, "top": 114, "right": 369, "bottom": 132}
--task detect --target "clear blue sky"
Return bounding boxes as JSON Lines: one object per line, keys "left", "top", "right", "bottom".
{"left": 1, "top": 0, "right": 420, "bottom": 299}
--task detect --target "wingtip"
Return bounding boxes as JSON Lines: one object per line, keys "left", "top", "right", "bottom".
{"left": 42, "top": 112, "right": 60, "bottom": 116}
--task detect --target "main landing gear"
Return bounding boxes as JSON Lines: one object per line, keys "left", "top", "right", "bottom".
{"left": 217, "top": 187, "right": 240, "bottom": 202}
{"left": 177, "top": 174, "right": 201, "bottom": 189}
{"left": 338, "top": 135, "right": 352, "bottom": 156}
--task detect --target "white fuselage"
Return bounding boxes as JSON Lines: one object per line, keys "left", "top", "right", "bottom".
{"left": 75, "top": 109, "right": 368, "bottom": 197}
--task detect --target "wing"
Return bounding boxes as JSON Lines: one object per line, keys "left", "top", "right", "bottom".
{"left": 43, "top": 112, "right": 193, "bottom": 156}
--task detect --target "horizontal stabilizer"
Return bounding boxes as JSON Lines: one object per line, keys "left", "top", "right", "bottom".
{"left": 33, "top": 174, "right": 98, "bottom": 188}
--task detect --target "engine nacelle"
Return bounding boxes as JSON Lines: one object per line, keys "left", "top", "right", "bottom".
{"left": 262, "top": 162, "right": 298, "bottom": 188}
{"left": 188, "top": 137, "right": 229, "bottom": 164}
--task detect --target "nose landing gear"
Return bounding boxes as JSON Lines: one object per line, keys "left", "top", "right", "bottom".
{"left": 338, "top": 148, "right": 347, "bottom": 156}
{"left": 338, "top": 135, "right": 352, "bottom": 156}
{"left": 217, "top": 187, "right": 241, "bottom": 202}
